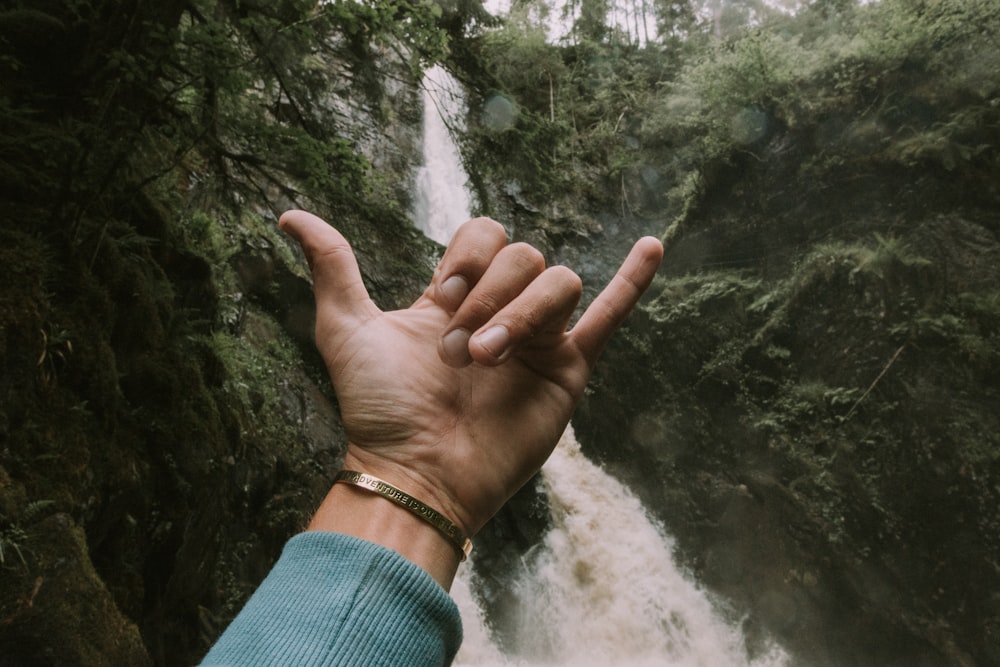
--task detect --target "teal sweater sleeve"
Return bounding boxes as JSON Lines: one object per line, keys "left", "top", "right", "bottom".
{"left": 199, "top": 531, "right": 463, "bottom": 666}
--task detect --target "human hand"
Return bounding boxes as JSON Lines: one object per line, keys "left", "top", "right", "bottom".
{"left": 280, "top": 210, "right": 662, "bottom": 548}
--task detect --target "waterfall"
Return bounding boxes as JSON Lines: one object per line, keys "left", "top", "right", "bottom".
{"left": 414, "top": 65, "right": 473, "bottom": 244}
{"left": 453, "top": 429, "right": 788, "bottom": 667}
{"left": 414, "top": 65, "right": 788, "bottom": 667}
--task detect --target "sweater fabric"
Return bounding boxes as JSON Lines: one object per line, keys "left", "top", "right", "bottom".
{"left": 199, "top": 531, "right": 463, "bottom": 666}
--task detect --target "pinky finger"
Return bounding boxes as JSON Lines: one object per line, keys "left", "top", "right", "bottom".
{"left": 571, "top": 237, "right": 663, "bottom": 366}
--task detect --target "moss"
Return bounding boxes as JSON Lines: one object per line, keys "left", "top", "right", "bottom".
{"left": 0, "top": 511, "right": 152, "bottom": 666}
{"left": 0, "top": 229, "right": 51, "bottom": 399}
{"left": 2, "top": 0, "right": 998, "bottom": 664}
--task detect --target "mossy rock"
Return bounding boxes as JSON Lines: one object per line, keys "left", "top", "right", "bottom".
{"left": 0, "top": 511, "right": 152, "bottom": 666}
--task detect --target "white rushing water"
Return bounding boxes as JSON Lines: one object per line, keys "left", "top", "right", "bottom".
{"left": 453, "top": 428, "right": 788, "bottom": 667}
{"left": 414, "top": 65, "right": 473, "bottom": 245}
{"left": 415, "top": 65, "right": 788, "bottom": 667}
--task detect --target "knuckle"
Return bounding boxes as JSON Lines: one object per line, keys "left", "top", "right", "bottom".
{"left": 467, "top": 216, "right": 506, "bottom": 239}
{"left": 508, "top": 291, "right": 555, "bottom": 335}
{"left": 468, "top": 291, "right": 502, "bottom": 315}
{"left": 503, "top": 242, "right": 546, "bottom": 271}
{"left": 314, "top": 242, "right": 354, "bottom": 263}
{"left": 549, "top": 265, "right": 583, "bottom": 294}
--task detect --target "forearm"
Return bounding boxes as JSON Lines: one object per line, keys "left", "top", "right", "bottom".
{"left": 199, "top": 532, "right": 462, "bottom": 666}
{"left": 200, "top": 477, "right": 465, "bottom": 666}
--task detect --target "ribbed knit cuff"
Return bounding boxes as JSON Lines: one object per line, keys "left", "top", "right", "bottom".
{"left": 200, "top": 532, "right": 463, "bottom": 666}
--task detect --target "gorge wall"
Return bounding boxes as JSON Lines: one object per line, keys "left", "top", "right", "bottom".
{"left": 2, "top": 1, "right": 999, "bottom": 666}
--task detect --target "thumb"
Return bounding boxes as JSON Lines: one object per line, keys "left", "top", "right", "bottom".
{"left": 278, "top": 210, "right": 376, "bottom": 323}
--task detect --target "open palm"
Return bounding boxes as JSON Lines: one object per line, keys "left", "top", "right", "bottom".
{"left": 280, "top": 210, "right": 663, "bottom": 536}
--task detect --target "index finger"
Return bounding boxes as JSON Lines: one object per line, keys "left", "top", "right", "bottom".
{"left": 570, "top": 236, "right": 663, "bottom": 365}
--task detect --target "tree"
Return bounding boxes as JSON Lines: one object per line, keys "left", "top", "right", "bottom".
{"left": 652, "top": 0, "right": 700, "bottom": 45}
{"left": 576, "top": 0, "right": 612, "bottom": 42}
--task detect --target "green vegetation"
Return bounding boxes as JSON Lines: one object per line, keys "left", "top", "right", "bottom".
{"left": 1, "top": 0, "right": 446, "bottom": 663}
{"left": 2, "top": 0, "right": 998, "bottom": 664}
{"left": 448, "top": 2, "right": 998, "bottom": 662}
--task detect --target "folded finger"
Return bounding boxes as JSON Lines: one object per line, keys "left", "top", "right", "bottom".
{"left": 468, "top": 265, "right": 583, "bottom": 366}
{"left": 438, "top": 242, "right": 546, "bottom": 366}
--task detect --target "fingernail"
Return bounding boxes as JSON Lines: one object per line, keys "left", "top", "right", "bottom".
{"left": 475, "top": 325, "right": 510, "bottom": 359}
{"left": 440, "top": 275, "right": 469, "bottom": 310}
{"left": 441, "top": 328, "right": 472, "bottom": 366}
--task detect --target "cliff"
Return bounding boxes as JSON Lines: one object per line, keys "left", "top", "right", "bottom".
{"left": 1, "top": 1, "right": 998, "bottom": 665}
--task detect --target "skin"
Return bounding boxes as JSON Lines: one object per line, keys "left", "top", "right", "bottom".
{"left": 280, "top": 210, "right": 663, "bottom": 589}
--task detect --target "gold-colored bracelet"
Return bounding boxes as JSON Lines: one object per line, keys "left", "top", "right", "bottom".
{"left": 334, "top": 470, "right": 473, "bottom": 561}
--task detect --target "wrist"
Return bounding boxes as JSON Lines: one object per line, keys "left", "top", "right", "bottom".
{"left": 341, "top": 446, "right": 483, "bottom": 539}
{"left": 333, "top": 470, "right": 472, "bottom": 561}
{"left": 307, "top": 476, "right": 461, "bottom": 590}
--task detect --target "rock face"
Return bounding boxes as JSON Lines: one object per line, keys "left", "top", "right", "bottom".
{"left": 1, "top": 511, "right": 152, "bottom": 666}
{"left": 0, "top": 207, "right": 352, "bottom": 665}
{"left": 570, "top": 125, "right": 1000, "bottom": 665}
{"left": 0, "top": 18, "right": 436, "bottom": 665}
{"left": 3, "top": 3, "right": 1000, "bottom": 666}
{"left": 451, "top": 9, "right": 1000, "bottom": 660}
